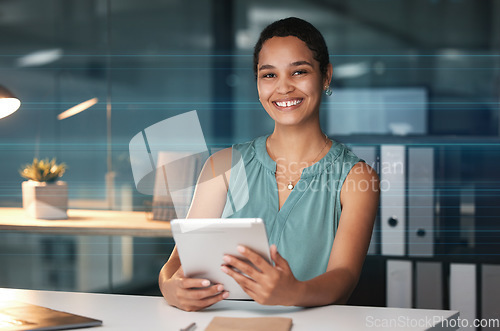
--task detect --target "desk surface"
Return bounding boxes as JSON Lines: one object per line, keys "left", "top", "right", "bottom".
{"left": 0, "top": 288, "right": 459, "bottom": 331}
{"left": 0, "top": 208, "right": 172, "bottom": 237}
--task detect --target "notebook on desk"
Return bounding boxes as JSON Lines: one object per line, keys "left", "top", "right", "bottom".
{"left": 0, "top": 300, "right": 102, "bottom": 331}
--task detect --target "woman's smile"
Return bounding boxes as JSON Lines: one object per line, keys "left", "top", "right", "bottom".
{"left": 273, "top": 98, "right": 303, "bottom": 110}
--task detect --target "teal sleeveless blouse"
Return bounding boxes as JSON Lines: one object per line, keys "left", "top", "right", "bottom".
{"left": 221, "top": 135, "right": 361, "bottom": 281}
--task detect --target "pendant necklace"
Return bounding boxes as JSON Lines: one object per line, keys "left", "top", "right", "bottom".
{"left": 268, "top": 134, "right": 330, "bottom": 190}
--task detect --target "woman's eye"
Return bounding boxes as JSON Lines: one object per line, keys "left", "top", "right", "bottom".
{"left": 293, "top": 70, "right": 307, "bottom": 76}
{"left": 262, "top": 73, "right": 276, "bottom": 78}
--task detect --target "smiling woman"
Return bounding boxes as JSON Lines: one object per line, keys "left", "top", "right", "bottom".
{"left": 158, "top": 17, "right": 379, "bottom": 311}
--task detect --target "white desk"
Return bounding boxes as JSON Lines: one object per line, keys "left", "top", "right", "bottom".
{"left": 0, "top": 288, "right": 459, "bottom": 330}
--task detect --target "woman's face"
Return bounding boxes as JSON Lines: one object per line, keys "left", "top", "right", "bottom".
{"left": 257, "top": 36, "right": 330, "bottom": 128}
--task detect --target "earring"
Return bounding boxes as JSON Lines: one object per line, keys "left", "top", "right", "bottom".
{"left": 325, "top": 86, "right": 333, "bottom": 96}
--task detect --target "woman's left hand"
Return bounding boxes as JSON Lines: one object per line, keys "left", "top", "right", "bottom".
{"left": 221, "top": 244, "right": 301, "bottom": 306}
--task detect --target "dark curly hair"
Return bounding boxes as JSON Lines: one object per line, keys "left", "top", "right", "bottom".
{"left": 253, "top": 17, "right": 330, "bottom": 79}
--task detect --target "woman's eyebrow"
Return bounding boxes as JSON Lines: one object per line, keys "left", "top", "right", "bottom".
{"left": 290, "top": 61, "right": 313, "bottom": 67}
{"left": 259, "top": 61, "right": 313, "bottom": 71}
{"left": 258, "top": 64, "right": 275, "bottom": 71}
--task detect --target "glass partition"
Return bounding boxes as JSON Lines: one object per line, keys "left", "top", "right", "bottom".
{"left": 0, "top": 0, "right": 499, "bottom": 296}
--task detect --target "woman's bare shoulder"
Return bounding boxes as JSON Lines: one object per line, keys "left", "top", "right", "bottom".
{"left": 340, "top": 161, "right": 380, "bottom": 206}
{"left": 206, "top": 147, "right": 233, "bottom": 176}
{"left": 347, "top": 161, "right": 379, "bottom": 182}
{"left": 187, "top": 147, "right": 233, "bottom": 219}
{"left": 210, "top": 147, "right": 232, "bottom": 162}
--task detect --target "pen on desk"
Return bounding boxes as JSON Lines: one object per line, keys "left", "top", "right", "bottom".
{"left": 180, "top": 322, "right": 196, "bottom": 331}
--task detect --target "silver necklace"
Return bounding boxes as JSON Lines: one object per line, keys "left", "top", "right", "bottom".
{"left": 268, "top": 134, "right": 330, "bottom": 190}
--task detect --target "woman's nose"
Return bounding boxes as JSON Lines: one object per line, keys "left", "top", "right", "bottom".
{"left": 276, "top": 76, "right": 294, "bottom": 94}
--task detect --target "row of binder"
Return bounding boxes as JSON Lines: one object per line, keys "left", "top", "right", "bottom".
{"left": 352, "top": 143, "right": 500, "bottom": 329}
{"left": 387, "top": 261, "right": 500, "bottom": 330}
{"left": 351, "top": 145, "right": 434, "bottom": 257}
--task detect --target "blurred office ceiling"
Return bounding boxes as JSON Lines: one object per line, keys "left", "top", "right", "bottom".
{"left": 1, "top": 0, "right": 498, "bottom": 53}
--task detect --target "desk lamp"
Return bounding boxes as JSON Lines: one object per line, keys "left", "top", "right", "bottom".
{"left": 0, "top": 85, "right": 21, "bottom": 119}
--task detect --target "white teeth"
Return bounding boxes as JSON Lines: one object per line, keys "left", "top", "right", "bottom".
{"left": 276, "top": 99, "right": 301, "bottom": 107}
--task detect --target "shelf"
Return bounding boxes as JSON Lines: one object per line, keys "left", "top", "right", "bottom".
{"left": 0, "top": 208, "right": 172, "bottom": 237}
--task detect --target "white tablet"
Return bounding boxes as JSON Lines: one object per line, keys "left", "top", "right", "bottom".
{"left": 171, "top": 218, "right": 271, "bottom": 300}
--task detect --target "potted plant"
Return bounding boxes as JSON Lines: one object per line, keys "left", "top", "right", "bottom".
{"left": 20, "top": 158, "right": 68, "bottom": 219}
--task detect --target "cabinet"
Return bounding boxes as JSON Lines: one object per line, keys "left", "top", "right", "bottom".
{"left": 343, "top": 136, "right": 500, "bottom": 330}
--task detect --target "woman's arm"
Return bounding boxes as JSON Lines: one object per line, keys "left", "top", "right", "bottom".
{"left": 295, "top": 161, "right": 379, "bottom": 306}
{"left": 158, "top": 148, "right": 233, "bottom": 311}
{"left": 221, "top": 161, "right": 379, "bottom": 306}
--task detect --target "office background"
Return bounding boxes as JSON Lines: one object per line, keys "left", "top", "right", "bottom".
{"left": 0, "top": 0, "right": 499, "bottom": 329}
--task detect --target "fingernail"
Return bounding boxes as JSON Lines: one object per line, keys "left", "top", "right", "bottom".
{"left": 217, "top": 284, "right": 224, "bottom": 292}
{"left": 222, "top": 291, "right": 229, "bottom": 299}
{"left": 202, "top": 280, "right": 210, "bottom": 286}
{"left": 237, "top": 245, "right": 245, "bottom": 253}
{"left": 221, "top": 266, "right": 228, "bottom": 273}
{"left": 223, "top": 255, "right": 231, "bottom": 263}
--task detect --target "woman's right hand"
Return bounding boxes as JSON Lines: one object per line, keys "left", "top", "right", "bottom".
{"left": 159, "top": 149, "right": 233, "bottom": 311}
{"left": 161, "top": 267, "right": 229, "bottom": 312}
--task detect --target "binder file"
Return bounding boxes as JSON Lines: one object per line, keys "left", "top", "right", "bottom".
{"left": 481, "top": 265, "right": 500, "bottom": 331}
{"left": 416, "top": 262, "right": 442, "bottom": 309}
{"left": 380, "top": 145, "right": 406, "bottom": 256}
{"left": 350, "top": 145, "right": 379, "bottom": 255}
{"left": 450, "top": 263, "right": 476, "bottom": 330}
{"left": 386, "top": 260, "right": 412, "bottom": 308}
{"left": 408, "top": 148, "right": 435, "bottom": 256}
